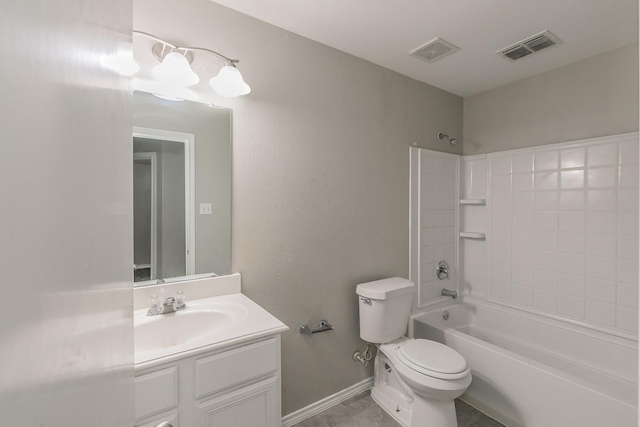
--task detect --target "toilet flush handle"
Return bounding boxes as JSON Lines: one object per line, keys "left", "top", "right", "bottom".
{"left": 360, "top": 297, "right": 372, "bottom": 305}
{"left": 155, "top": 423, "right": 173, "bottom": 427}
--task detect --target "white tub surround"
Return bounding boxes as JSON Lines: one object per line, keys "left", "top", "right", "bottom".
{"left": 413, "top": 133, "right": 639, "bottom": 338}
{"left": 459, "top": 155, "right": 489, "bottom": 299}
{"left": 409, "top": 148, "right": 460, "bottom": 308}
{"left": 411, "top": 299, "right": 638, "bottom": 427}
{"left": 484, "top": 132, "right": 639, "bottom": 336}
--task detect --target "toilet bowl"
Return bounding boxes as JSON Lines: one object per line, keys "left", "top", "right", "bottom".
{"left": 356, "top": 278, "right": 471, "bottom": 427}
{"left": 373, "top": 337, "right": 472, "bottom": 427}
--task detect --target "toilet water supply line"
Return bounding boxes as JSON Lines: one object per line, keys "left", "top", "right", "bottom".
{"left": 353, "top": 344, "right": 373, "bottom": 366}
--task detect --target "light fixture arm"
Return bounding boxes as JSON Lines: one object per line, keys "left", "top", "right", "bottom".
{"left": 133, "top": 30, "right": 178, "bottom": 49}
{"left": 133, "top": 30, "right": 239, "bottom": 64}
{"left": 183, "top": 47, "right": 239, "bottom": 64}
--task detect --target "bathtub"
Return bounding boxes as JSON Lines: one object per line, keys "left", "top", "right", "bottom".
{"left": 410, "top": 298, "right": 638, "bottom": 427}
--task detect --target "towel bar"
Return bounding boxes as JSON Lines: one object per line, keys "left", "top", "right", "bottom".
{"left": 299, "top": 319, "right": 334, "bottom": 335}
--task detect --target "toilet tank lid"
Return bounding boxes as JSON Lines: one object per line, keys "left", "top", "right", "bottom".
{"left": 356, "top": 277, "right": 415, "bottom": 299}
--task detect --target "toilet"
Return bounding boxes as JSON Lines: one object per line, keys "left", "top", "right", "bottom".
{"left": 356, "top": 277, "right": 471, "bottom": 427}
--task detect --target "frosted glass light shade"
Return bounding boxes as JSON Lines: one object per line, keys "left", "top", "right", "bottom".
{"left": 152, "top": 52, "right": 199, "bottom": 87}
{"left": 209, "top": 65, "right": 251, "bottom": 97}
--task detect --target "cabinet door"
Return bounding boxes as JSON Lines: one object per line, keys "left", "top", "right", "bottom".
{"left": 135, "top": 366, "right": 178, "bottom": 419}
{"left": 196, "top": 376, "right": 279, "bottom": 427}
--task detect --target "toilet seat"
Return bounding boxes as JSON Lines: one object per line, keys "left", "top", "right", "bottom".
{"left": 394, "top": 339, "right": 469, "bottom": 380}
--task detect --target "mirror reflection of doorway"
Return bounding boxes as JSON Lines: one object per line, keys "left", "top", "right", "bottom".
{"left": 133, "top": 152, "right": 157, "bottom": 282}
{"left": 133, "top": 127, "right": 194, "bottom": 284}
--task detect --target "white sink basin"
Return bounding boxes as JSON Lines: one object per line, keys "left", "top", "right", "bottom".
{"left": 134, "top": 293, "right": 287, "bottom": 366}
{"left": 136, "top": 308, "right": 240, "bottom": 351}
{"left": 135, "top": 297, "right": 248, "bottom": 362}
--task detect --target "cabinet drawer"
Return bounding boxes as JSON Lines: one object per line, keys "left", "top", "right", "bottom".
{"left": 135, "top": 367, "right": 178, "bottom": 419}
{"left": 195, "top": 337, "right": 277, "bottom": 398}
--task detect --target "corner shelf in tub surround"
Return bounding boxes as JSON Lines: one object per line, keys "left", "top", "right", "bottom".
{"left": 459, "top": 198, "right": 486, "bottom": 240}
{"left": 459, "top": 231, "right": 486, "bottom": 240}
{"left": 459, "top": 199, "right": 486, "bottom": 205}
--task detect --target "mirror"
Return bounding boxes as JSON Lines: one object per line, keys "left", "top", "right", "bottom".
{"left": 133, "top": 91, "right": 231, "bottom": 286}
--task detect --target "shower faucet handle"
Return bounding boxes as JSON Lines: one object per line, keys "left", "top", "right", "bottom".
{"left": 436, "top": 260, "right": 450, "bottom": 280}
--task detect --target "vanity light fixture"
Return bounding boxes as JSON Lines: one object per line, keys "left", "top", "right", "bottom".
{"left": 152, "top": 51, "right": 199, "bottom": 87}
{"left": 209, "top": 62, "right": 251, "bottom": 97}
{"left": 134, "top": 30, "right": 251, "bottom": 97}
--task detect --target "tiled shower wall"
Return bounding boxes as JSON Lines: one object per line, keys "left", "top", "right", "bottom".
{"left": 487, "top": 133, "right": 639, "bottom": 335}
{"left": 411, "top": 148, "right": 459, "bottom": 307}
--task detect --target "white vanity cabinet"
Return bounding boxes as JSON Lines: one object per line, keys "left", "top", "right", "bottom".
{"left": 134, "top": 335, "right": 283, "bottom": 427}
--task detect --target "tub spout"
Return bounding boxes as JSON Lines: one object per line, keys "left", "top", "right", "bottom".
{"left": 441, "top": 288, "right": 457, "bottom": 299}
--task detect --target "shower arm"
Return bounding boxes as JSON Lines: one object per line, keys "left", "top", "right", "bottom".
{"left": 438, "top": 132, "right": 459, "bottom": 146}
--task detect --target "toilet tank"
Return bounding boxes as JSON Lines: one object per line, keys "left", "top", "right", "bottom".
{"left": 356, "top": 278, "right": 415, "bottom": 343}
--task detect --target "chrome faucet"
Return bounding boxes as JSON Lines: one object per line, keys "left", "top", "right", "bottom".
{"left": 159, "top": 297, "right": 177, "bottom": 314}
{"left": 441, "top": 288, "right": 458, "bottom": 299}
{"left": 147, "top": 292, "right": 186, "bottom": 316}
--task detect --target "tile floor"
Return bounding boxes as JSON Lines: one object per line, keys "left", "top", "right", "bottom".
{"left": 293, "top": 392, "right": 505, "bottom": 427}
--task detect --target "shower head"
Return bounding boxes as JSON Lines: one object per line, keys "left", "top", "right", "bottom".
{"left": 438, "top": 132, "right": 458, "bottom": 146}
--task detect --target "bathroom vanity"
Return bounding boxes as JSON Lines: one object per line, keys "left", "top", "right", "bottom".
{"left": 133, "top": 275, "right": 288, "bottom": 427}
{"left": 131, "top": 93, "right": 287, "bottom": 426}
{"left": 134, "top": 335, "right": 283, "bottom": 426}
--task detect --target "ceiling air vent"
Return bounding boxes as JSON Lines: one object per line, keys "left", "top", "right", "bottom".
{"left": 410, "top": 37, "right": 459, "bottom": 63}
{"left": 497, "top": 30, "right": 562, "bottom": 61}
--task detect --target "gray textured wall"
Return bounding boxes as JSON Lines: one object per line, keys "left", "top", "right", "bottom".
{"left": 135, "top": 0, "right": 463, "bottom": 415}
{"left": 464, "top": 43, "right": 639, "bottom": 155}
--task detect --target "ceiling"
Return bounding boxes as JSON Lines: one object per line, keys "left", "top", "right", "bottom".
{"left": 209, "top": 0, "right": 638, "bottom": 97}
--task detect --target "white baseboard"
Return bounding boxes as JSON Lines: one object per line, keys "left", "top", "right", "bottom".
{"left": 281, "top": 377, "right": 374, "bottom": 427}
